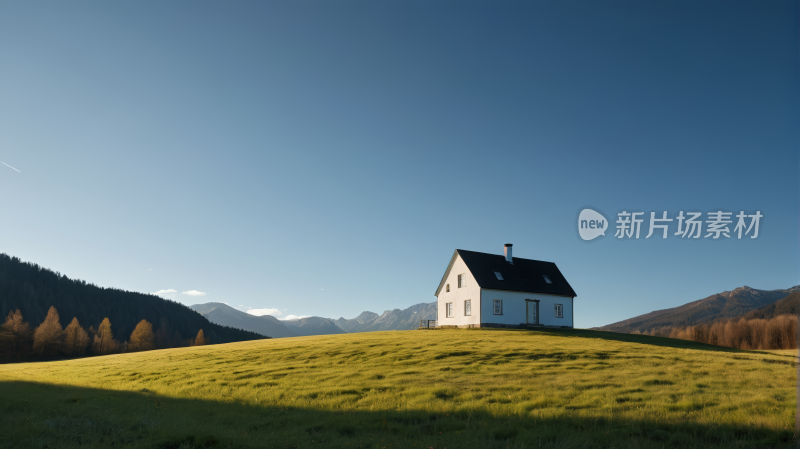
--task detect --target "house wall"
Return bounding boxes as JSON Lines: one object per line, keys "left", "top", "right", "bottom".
{"left": 480, "top": 289, "right": 573, "bottom": 328}
{"left": 436, "top": 254, "right": 481, "bottom": 326}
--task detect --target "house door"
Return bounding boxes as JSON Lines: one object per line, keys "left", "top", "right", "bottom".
{"left": 527, "top": 301, "right": 538, "bottom": 325}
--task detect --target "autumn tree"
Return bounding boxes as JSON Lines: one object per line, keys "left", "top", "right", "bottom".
{"left": 62, "top": 317, "right": 90, "bottom": 356}
{"left": 750, "top": 319, "right": 767, "bottom": 349}
{"left": 660, "top": 314, "right": 798, "bottom": 350}
{"left": 92, "top": 318, "right": 119, "bottom": 355}
{"left": 33, "top": 306, "right": 65, "bottom": 356}
{"left": 128, "top": 320, "right": 155, "bottom": 352}
{"left": 194, "top": 329, "right": 208, "bottom": 346}
{"left": 0, "top": 309, "right": 33, "bottom": 358}
{"left": 0, "top": 254, "right": 263, "bottom": 349}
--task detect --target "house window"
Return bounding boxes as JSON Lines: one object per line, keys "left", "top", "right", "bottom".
{"left": 458, "top": 274, "right": 466, "bottom": 288}
{"left": 493, "top": 299, "right": 503, "bottom": 315}
{"left": 446, "top": 284, "right": 450, "bottom": 292}
{"left": 542, "top": 275, "right": 552, "bottom": 284}
{"left": 446, "top": 302, "right": 454, "bottom": 318}
{"left": 464, "top": 300, "right": 471, "bottom": 316}
{"left": 494, "top": 271, "right": 504, "bottom": 280}
{"left": 555, "top": 304, "right": 563, "bottom": 318}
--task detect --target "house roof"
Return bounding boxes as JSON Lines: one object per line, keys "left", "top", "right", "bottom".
{"left": 435, "top": 249, "right": 577, "bottom": 298}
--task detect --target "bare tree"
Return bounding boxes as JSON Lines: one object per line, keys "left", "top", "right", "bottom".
{"left": 658, "top": 314, "right": 797, "bottom": 350}
{"left": 691, "top": 324, "right": 709, "bottom": 344}
{"left": 781, "top": 315, "right": 797, "bottom": 350}
{"left": 765, "top": 318, "right": 784, "bottom": 349}
{"left": 33, "top": 307, "right": 65, "bottom": 356}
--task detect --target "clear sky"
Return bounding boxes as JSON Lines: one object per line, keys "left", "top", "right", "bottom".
{"left": 0, "top": 1, "right": 797, "bottom": 328}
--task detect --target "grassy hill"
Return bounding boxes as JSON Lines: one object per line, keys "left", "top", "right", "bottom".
{"left": 0, "top": 328, "right": 795, "bottom": 448}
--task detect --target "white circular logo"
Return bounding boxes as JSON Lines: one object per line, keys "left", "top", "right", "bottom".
{"left": 578, "top": 209, "right": 608, "bottom": 241}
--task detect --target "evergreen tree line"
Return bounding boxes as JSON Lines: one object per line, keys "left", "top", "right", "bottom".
{"left": 0, "top": 254, "right": 266, "bottom": 346}
{"left": 1, "top": 306, "right": 213, "bottom": 359}
{"left": 634, "top": 314, "right": 797, "bottom": 350}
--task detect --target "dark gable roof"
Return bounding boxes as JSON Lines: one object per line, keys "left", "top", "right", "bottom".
{"left": 436, "top": 249, "right": 577, "bottom": 297}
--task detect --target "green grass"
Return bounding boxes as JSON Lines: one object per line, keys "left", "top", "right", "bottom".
{"left": 0, "top": 328, "right": 795, "bottom": 448}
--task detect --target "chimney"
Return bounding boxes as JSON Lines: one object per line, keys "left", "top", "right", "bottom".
{"left": 504, "top": 244, "right": 513, "bottom": 264}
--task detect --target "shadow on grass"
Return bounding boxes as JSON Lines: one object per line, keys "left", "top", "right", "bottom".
{"left": 0, "top": 380, "right": 793, "bottom": 449}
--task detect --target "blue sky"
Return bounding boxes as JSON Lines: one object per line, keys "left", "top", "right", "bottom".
{"left": 0, "top": 1, "right": 797, "bottom": 328}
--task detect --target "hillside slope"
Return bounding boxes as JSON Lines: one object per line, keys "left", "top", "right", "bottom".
{"left": 598, "top": 285, "right": 800, "bottom": 333}
{"left": 190, "top": 303, "right": 297, "bottom": 338}
{"left": 737, "top": 291, "right": 800, "bottom": 320}
{"left": 0, "top": 254, "right": 263, "bottom": 344}
{"left": 0, "top": 329, "right": 793, "bottom": 448}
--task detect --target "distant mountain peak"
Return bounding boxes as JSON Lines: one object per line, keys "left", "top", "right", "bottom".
{"left": 200, "top": 301, "right": 438, "bottom": 337}
{"left": 334, "top": 302, "right": 437, "bottom": 333}
{"left": 355, "top": 311, "right": 379, "bottom": 323}
{"left": 190, "top": 302, "right": 297, "bottom": 338}
{"left": 598, "top": 285, "right": 798, "bottom": 333}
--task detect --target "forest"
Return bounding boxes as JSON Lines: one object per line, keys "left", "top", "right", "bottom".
{"left": 631, "top": 292, "right": 800, "bottom": 350}
{"left": 635, "top": 314, "right": 797, "bottom": 350}
{"left": 0, "top": 253, "right": 265, "bottom": 360}
{"left": 1, "top": 306, "right": 214, "bottom": 359}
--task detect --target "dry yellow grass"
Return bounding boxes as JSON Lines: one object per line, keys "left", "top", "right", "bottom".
{"left": 0, "top": 328, "right": 795, "bottom": 448}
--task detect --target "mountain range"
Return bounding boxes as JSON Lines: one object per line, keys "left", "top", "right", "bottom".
{"left": 597, "top": 285, "right": 800, "bottom": 334}
{"left": 6, "top": 248, "right": 794, "bottom": 343}
{"left": 282, "top": 316, "right": 347, "bottom": 336}
{"left": 193, "top": 285, "right": 800, "bottom": 339}
{"left": 191, "top": 301, "right": 438, "bottom": 338}
{"left": 189, "top": 303, "right": 299, "bottom": 338}
{"left": 334, "top": 302, "right": 437, "bottom": 333}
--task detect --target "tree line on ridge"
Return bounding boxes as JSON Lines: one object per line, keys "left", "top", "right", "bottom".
{"left": 634, "top": 314, "right": 797, "bottom": 350}
{"left": 1, "top": 306, "right": 214, "bottom": 360}
{"left": 0, "top": 254, "right": 265, "bottom": 354}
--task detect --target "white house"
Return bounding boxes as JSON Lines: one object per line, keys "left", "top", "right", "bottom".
{"left": 434, "top": 244, "right": 577, "bottom": 328}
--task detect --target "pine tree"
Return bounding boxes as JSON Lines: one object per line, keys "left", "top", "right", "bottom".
{"left": 62, "top": 317, "right": 90, "bottom": 356}
{"left": 155, "top": 318, "right": 171, "bottom": 349}
{"left": 128, "top": 320, "right": 155, "bottom": 352}
{"left": 194, "top": 329, "right": 207, "bottom": 346}
{"left": 33, "top": 306, "right": 65, "bottom": 356}
{"left": 172, "top": 330, "right": 183, "bottom": 347}
{"left": 92, "top": 317, "right": 119, "bottom": 355}
{"left": 0, "top": 309, "right": 33, "bottom": 358}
